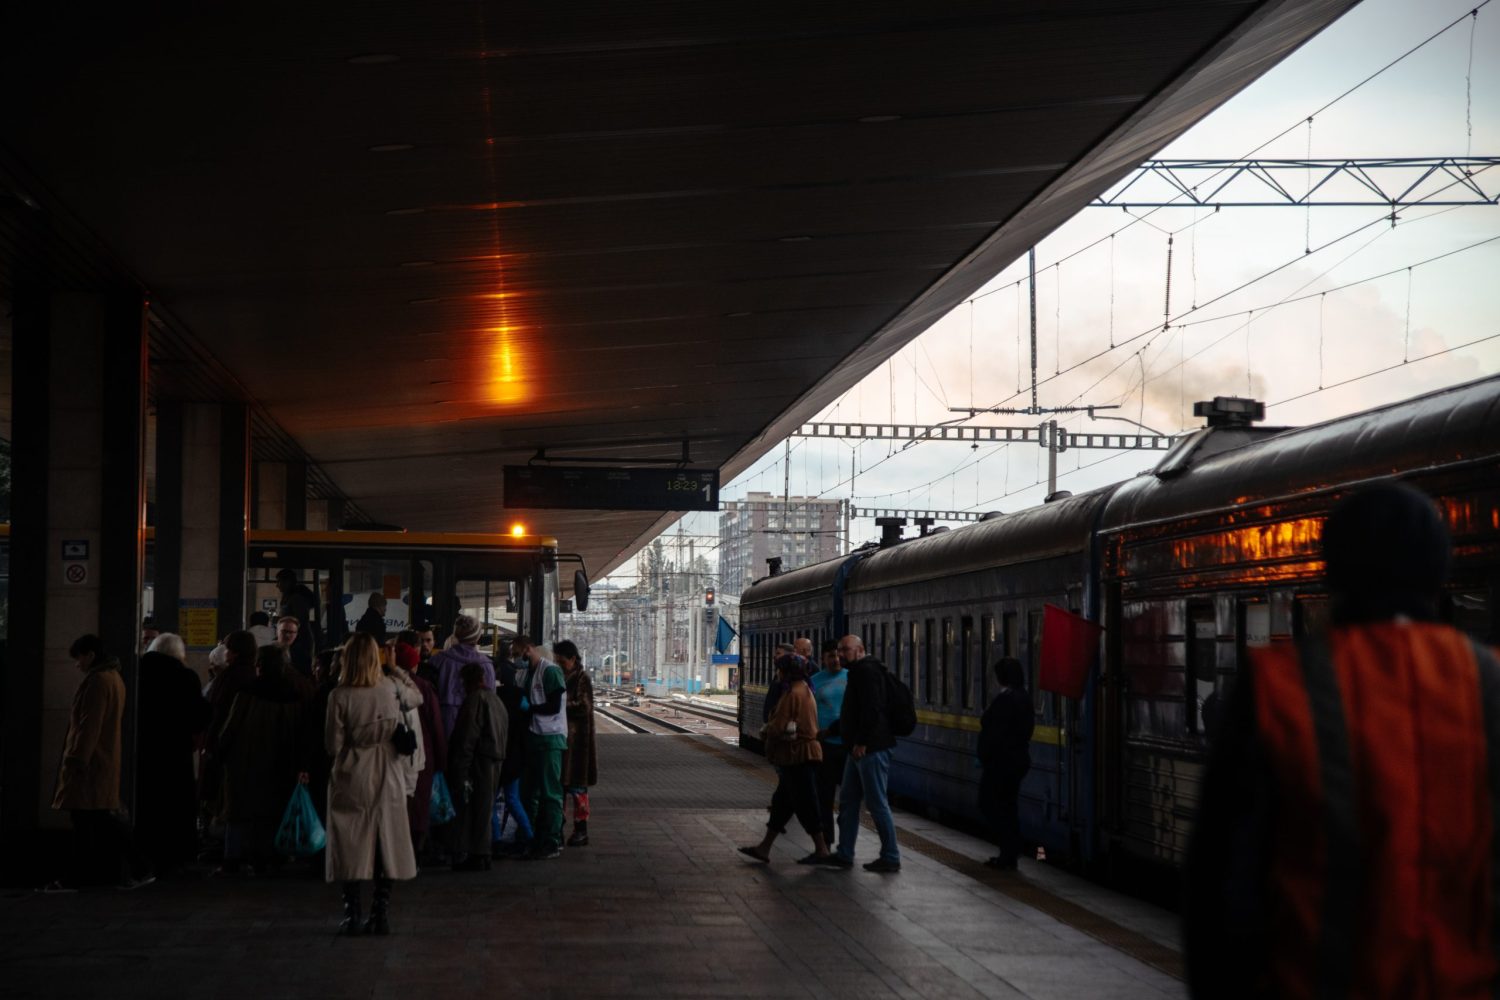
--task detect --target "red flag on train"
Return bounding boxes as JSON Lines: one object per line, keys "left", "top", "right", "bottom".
{"left": 1039, "top": 604, "right": 1102, "bottom": 700}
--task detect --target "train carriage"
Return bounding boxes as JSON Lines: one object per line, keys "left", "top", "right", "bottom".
{"left": 842, "top": 488, "right": 1116, "bottom": 862}
{"left": 737, "top": 374, "right": 1500, "bottom": 879}
{"left": 1097, "top": 375, "right": 1500, "bottom": 871}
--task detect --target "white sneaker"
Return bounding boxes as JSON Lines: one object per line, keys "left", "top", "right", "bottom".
{"left": 116, "top": 875, "right": 156, "bottom": 891}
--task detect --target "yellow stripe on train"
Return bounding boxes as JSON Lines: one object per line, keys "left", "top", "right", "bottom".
{"left": 739, "top": 695, "right": 1065, "bottom": 748}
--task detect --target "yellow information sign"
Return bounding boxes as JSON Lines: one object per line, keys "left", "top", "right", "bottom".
{"left": 180, "top": 599, "right": 219, "bottom": 650}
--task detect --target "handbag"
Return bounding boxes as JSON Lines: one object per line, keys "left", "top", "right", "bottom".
{"left": 430, "top": 772, "right": 457, "bottom": 825}
{"left": 274, "top": 784, "right": 327, "bottom": 857}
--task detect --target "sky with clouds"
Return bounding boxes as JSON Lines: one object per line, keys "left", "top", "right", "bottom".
{"left": 613, "top": 0, "right": 1500, "bottom": 589}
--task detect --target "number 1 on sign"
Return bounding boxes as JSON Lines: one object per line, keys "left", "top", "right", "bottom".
{"left": 702, "top": 483, "right": 712, "bottom": 503}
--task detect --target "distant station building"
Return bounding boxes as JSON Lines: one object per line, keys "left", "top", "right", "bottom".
{"left": 718, "top": 492, "right": 843, "bottom": 595}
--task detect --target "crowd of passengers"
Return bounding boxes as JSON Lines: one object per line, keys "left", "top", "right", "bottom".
{"left": 47, "top": 578, "right": 599, "bottom": 936}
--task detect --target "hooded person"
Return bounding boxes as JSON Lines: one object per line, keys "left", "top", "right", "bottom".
{"left": 430, "top": 614, "right": 495, "bottom": 737}
{"left": 1186, "top": 481, "right": 1500, "bottom": 999}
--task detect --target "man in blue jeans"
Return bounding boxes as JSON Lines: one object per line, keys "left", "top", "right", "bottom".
{"left": 822, "top": 635, "right": 900, "bottom": 873}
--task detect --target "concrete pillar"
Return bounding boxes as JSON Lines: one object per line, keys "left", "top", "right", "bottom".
{"left": 255, "top": 461, "right": 286, "bottom": 530}
{"left": 151, "top": 402, "right": 250, "bottom": 678}
{"left": 3, "top": 287, "right": 148, "bottom": 835}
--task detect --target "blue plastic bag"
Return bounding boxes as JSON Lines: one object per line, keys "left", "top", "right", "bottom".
{"left": 430, "top": 772, "right": 457, "bottom": 825}
{"left": 274, "top": 784, "right": 327, "bottom": 857}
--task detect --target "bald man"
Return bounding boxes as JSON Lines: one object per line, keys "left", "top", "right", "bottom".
{"left": 822, "top": 635, "right": 900, "bottom": 872}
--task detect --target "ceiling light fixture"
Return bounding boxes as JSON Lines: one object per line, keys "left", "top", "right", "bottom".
{"left": 408, "top": 297, "right": 442, "bottom": 305}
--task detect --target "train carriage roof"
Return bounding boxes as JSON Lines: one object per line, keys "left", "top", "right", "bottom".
{"left": 740, "top": 552, "right": 860, "bottom": 609}
{"left": 1102, "top": 374, "right": 1500, "bottom": 532}
{"left": 847, "top": 487, "right": 1116, "bottom": 593}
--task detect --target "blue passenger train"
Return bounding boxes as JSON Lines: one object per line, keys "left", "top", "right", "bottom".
{"left": 738, "top": 375, "right": 1500, "bottom": 875}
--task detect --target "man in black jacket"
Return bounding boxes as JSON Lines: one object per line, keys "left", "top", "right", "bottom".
{"left": 823, "top": 635, "right": 901, "bottom": 872}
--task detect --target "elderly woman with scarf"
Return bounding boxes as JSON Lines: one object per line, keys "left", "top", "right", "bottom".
{"left": 738, "top": 655, "right": 833, "bottom": 865}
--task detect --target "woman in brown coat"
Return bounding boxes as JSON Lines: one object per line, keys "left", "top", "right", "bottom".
{"left": 738, "top": 655, "right": 832, "bottom": 865}
{"left": 325, "top": 633, "right": 419, "bottom": 935}
{"left": 557, "top": 641, "right": 597, "bottom": 847}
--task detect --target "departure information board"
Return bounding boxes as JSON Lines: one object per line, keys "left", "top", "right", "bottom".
{"left": 503, "top": 465, "right": 720, "bottom": 511}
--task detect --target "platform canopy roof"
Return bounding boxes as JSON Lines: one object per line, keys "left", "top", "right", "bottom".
{"left": 0, "top": 1, "right": 1358, "bottom": 580}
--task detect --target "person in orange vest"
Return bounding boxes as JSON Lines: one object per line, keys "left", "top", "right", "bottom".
{"left": 1186, "top": 480, "right": 1500, "bottom": 998}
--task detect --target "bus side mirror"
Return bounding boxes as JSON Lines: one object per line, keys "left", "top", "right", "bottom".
{"left": 574, "top": 569, "right": 591, "bottom": 612}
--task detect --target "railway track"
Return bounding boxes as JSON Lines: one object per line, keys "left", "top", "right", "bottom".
{"left": 596, "top": 689, "right": 740, "bottom": 743}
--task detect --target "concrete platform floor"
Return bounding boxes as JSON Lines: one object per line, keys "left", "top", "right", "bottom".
{"left": 0, "top": 732, "right": 1185, "bottom": 999}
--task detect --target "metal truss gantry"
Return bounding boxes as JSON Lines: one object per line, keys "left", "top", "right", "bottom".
{"left": 1091, "top": 157, "right": 1500, "bottom": 209}
{"left": 793, "top": 421, "right": 1177, "bottom": 452}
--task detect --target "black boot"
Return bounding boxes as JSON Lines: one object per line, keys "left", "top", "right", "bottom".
{"left": 338, "top": 883, "right": 363, "bottom": 936}
{"left": 567, "top": 820, "right": 589, "bottom": 847}
{"left": 363, "top": 879, "right": 391, "bottom": 936}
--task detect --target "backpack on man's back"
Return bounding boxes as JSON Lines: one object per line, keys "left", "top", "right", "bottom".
{"left": 881, "top": 665, "right": 917, "bottom": 737}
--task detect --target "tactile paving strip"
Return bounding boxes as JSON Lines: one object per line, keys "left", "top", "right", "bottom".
{"left": 676, "top": 733, "right": 1186, "bottom": 983}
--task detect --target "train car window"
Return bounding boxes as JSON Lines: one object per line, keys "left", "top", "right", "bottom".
{"left": 879, "top": 621, "right": 889, "bottom": 666}
{"left": 1187, "top": 605, "right": 1215, "bottom": 738}
{"left": 1295, "top": 596, "right": 1331, "bottom": 640}
{"left": 1028, "top": 609, "right": 1044, "bottom": 715}
{"left": 1122, "top": 599, "right": 1188, "bottom": 741}
{"left": 980, "top": 615, "right": 995, "bottom": 708}
{"left": 959, "top": 617, "right": 973, "bottom": 710}
{"left": 923, "top": 619, "right": 934, "bottom": 704}
{"left": 1447, "top": 576, "right": 1494, "bottom": 644}
{"left": 940, "top": 619, "right": 953, "bottom": 707}
{"left": 908, "top": 621, "right": 919, "bottom": 693}
{"left": 1003, "top": 611, "right": 1017, "bottom": 658}
{"left": 893, "top": 620, "right": 903, "bottom": 681}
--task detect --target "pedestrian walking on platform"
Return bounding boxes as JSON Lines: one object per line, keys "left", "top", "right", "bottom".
{"left": 325, "top": 633, "right": 418, "bottom": 935}
{"left": 977, "top": 657, "right": 1032, "bottom": 871}
{"left": 1186, "top": 481, "right": 1500, "bottom": 998}
{"left": 810, "top": 638, "right": 848, "bottom": 848}
{"left": 449, "top": 661, "right": 507, "bottom": 871}
{"left": 49, "top": 634, "right": 151, "bottom": 891}
{"left": 558, "top": 641, "right": 598, "bottom": 847}
{"left": 823, "top": 635, "right": 900, "bottom": 872}
{"left": 739, "top": 654, "right": 833, "bottom": 865}
{"left": 515, "top": 635, "right": 567, "bottom": 859}
{"left": 136, "top": 632, "right": 210, "bottom": 876}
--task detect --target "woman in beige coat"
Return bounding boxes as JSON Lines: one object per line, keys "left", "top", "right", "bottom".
{"left": 325, "top": 633, "right": 419, "bottom": 935}
{"left": 737, "top": 654, "right": 833, "bottom": 865}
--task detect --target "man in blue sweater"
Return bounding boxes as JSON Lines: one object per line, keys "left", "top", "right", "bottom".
{"left": 809, "top": 639, "right": 848, "bottom": 849}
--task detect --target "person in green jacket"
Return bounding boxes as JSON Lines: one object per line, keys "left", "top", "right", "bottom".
{"left": 514, "top": 635, "right": 568, "bottom": 859}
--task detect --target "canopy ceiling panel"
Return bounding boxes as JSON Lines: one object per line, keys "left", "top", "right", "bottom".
{"left": 0, "top": 0, "right": 1359, "bottom": 577}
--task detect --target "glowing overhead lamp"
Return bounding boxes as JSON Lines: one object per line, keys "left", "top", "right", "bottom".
{"left": 510, "top": 523, "right": 526, "bottom": 538}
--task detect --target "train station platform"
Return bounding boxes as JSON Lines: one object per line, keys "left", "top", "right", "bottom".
{"left": 0, "top": 733, "right": 1184, "bottom": 999}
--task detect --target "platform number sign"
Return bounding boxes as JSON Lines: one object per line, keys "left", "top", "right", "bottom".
{"left": 504, "top": 465, "right": 721, "bottom": 512}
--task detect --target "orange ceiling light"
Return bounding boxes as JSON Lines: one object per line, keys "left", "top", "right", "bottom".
{"left": 510, "top": 523, "right": 526, "bottom": 537}
{"left": 486, "top": 325, "right": 527, "bottom": 406}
